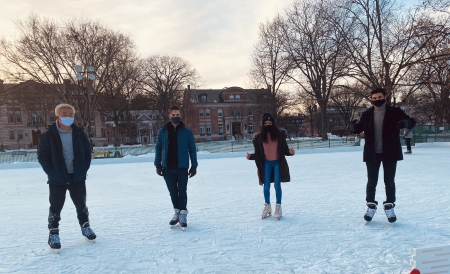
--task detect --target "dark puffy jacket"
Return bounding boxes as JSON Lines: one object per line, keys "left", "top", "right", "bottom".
{"left": 37, "top": 123, "right": 92, "bottom": 185}
{"left": 349, "top": 105, "right": 416, "bottom": 162}
{"left": 154, "top": 121, "right": 198, "bottom": 169}
{"left": 249, "top": 130, "right": 293, "bottom": 185}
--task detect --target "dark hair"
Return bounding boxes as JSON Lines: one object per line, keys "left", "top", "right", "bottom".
{"left": 371, "top": 87, "right": 386, "bottom": 96}
{"left": 168, "top": 105, "right": 180, "bottom": 113}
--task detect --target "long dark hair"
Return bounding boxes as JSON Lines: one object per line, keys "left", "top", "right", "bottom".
{"left": 261, "top": 123, "right": 279, "bottom": 143}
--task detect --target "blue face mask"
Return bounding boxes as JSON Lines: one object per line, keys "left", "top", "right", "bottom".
{"left": 171, "top": 117, "right": 181, "bottom": 125}
{"left": 60, "top": 117, "right": 74, "bottom": 127}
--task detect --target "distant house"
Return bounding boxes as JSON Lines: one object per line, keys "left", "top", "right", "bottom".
{"left": 183, "top": 86, "right": 269, "bottom": 142}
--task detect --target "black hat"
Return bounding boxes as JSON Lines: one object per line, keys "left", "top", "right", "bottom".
{"left": 262, "top": 113, "right": 274, "bottom": 124}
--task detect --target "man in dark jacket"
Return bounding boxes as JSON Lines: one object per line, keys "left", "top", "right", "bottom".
{"left": 154, "top": 105, "right": 198, "bottom": 229}
{"left": 349, "top": 88, "right": 416, "bottom": 223}
{"left": 38, "top": 104, "right": 96, "bottom": 250}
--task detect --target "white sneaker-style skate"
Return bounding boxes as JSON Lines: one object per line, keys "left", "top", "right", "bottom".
{"left": 274, "top": 204, "right": 282, "bottom": 220}
{"left": 364, "top": 202, "right": 377, "bottom": 221}
{"left": 262, "top": 203, "right": 272, "bottom": 219}
{"left": 383, "top": 203, "right": 397, "bottom": 223}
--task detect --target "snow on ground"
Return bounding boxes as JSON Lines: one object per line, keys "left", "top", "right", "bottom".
{"left": 0, "top": 144, "right": 449, "bottom": 273}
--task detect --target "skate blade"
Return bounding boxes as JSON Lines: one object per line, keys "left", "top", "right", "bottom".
{"left": 262, "top": 213, "right": 271, "bottom": 219}
{"left": 84, "top": 237, "right": 96, "bottom": 243}
{"left": 275, "top": 216, "right": 282, "bottom": 220}
{"left": 49, "top": 247, "right": 60, "bottom": 253}
{"left": 170, "top": 225, "right": 176, "bottom": 229}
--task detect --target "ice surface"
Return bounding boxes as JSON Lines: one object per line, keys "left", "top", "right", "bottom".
{"left": 0, "top": 143, "right": 448, "bottom": 273}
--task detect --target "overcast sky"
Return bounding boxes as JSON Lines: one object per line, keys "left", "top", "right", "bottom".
{"left": 0, "top": 0, "right": 295, "bottom": 88}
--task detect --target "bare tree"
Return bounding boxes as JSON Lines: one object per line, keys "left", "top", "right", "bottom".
{"left": 0, "top": 15, "right": 138, "bottom": 135}
{"left": 330, "top": 83, "right": 367, "bottom": 128}
{"left": 281, "top": 0, "right": 350, "bottom": 140}
{"left": 336, "top": 0, "right": 450, "bottom": 104}
{"left": 141, "top": 55, "right": 201, "bottom": 124}
{"left": 249, "top": 15, "right": 295, "bottom": 118}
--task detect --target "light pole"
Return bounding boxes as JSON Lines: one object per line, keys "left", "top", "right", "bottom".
{"left": 329, "top": 118, "right": 332, "bottom": 135}
{"left": 112, "top": 123, "right": 117, "bottom": 147}
{"left": 74, "top": 65, "right": 95, "bottom": 148}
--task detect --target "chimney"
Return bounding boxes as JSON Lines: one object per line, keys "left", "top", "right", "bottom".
{"left": 0, "top": 79, "right": 4, "bottom": 94}
{"left": 267, "top": 85, "right": 272, "bottom": 91}
{"left": 188, "top": 84, "right": 190, "bottom": 91}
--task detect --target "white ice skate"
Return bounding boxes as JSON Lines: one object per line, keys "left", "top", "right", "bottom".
{"left": 274, "top": 204, "right": 282, "bottom": 220}
{"left": 262, "top": 203, "right": 272, "bottom": 219}
{"left": 364, "top": 202, "right": 377, "bottom": 222}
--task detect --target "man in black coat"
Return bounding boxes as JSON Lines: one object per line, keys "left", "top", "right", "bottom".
{"left": 38, "top": 104, "right": 96, "bottom": 250}
{"left": 348, "top": 88, "right": 416, "bottom": 223}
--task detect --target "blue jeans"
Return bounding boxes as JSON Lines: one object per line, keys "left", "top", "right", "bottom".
{"left": 263, "top": 160, "right": 282, "bottom": 204}
{"left": 164, "top": 168, "right": 189, "bottom": 210}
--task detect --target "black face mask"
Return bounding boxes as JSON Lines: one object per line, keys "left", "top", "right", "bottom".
{"left": 171, "top": 117, "right": 181, "bottom": 124}
{"left": 264, "top": 125, "right": 274, "bottom": 131}
{"left": 372, "top": 99, "right": 386, "bottom": 107}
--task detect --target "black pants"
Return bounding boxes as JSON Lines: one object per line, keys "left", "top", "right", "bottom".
{"left": 164, "top": 168, "right": 189, "bottom": 210}
{"left": 405, "top": 138, "right": 412, "bottom": 151}
{"left": 48, "top": 174, "right": 89, "bottom": 229}
{"left": 366, "top": 154, "right": 397, "bottom": 204}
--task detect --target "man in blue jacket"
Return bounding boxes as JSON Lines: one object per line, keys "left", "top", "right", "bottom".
{"left": 38, "top": 104, "right": 96, "bottom": 250}
{"left": 155, "top": 105, "right": 198, "bottom": 229}
{"left": 349, "top": 88, "right": 416, "bottom": 223}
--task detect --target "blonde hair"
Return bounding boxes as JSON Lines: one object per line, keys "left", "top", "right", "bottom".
{"left": 55, "top": 103, "right": 75, "bottom": 116}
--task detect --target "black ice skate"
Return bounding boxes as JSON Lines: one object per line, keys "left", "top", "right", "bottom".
{"left": 81, "top": 222, "right": 97, "bottom": 241}
{"left": 364, "top": 202, "right": 377, "bottom": 221}
{"left": 48, "top": 228, "right": 61, "bottom": 250}
{"left": 383, "top": 202, "right": 397, "bottom": 223}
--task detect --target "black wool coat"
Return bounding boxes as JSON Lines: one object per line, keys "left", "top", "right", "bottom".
{"left": 249, "top": 130, "right": 293, "bottom": 185}
{"left": 350, "top": 105, "right": 416, "bottom": 162}
{"left": 37, "top": 123, "right": 92, "bottom": 185}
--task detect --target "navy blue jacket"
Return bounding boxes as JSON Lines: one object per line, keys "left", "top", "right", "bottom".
{"left": 154, "top": 121, "right": 198, "bottom": 169}
{"left": 38, "top": 123, "right": 92, "bottom": 185}
{"left": 350, "top": 105, "right": 416, "bottom": 162}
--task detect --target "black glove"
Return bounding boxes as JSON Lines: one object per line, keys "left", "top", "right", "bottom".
{"left": 397, "top": 119, "right": 410, "bottom": 129}
{"left": 188, "top": 166, "right": 197, "bottom": 178}
{"left": 156, "top": 165, "right": 164, "bottom": 176}
{"left": 348, "top": 119, "right": 358, "bottom": 132}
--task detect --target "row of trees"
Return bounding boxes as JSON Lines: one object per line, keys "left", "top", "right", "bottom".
{"left": 0, "top": 15, "right": 202, "bottom": 144}
{"left": 249, "top": 0, "right": 450, "bottom": 139}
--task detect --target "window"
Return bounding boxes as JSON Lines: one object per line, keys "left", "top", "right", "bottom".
{"left": 218, "top": 124, "right": 223, "bottom": 135}
{"left": 230, "top": 109, "right": 235, "bottom": 116}
{"left": 248, "top": 109, "right": 253, "bottom": 116}
{"left": 201, "top": 95, "right": 207, "bottom": 102}
{"left": 206, "top": 124, "right": 211, "bottom": 135}
{"left": 205, "top": 109, "right": 210, "bottom": 117}
{"left": 126, "top": 137, "right": 130, "bottom": 142}
{"left": 112, "top": 137, "right": 115, "bottom": 141}
{"left": 16, "top": 112, "right": 22, "bottom": 123}
{"left": 14, "top": 100, "right": 19, "bottom": 106}
{"left": 199, "top": 109, "right": 204, "bottom": 117}
{"left": 9, "top": 131, "right": 15, "bottom": 140}
{"left": 18, "top": 131, "right": 24, "bottom": 139}
{"left": 8, "top": 112, "right": 14, "bottom": 123}
{"left": 227, "top": 124, "right": 230, "bottom": 131}
{"left": 7, "top": 100, "right": 13, "bottom": 107}
{"left": 229, "top": 95, "right": 234, "bottom": 101}
{"left": 119, "top": 137, "right": 123, "bottom": 142}
{"left": 218, "top": 109, "right": 223, "bottom": 117}
{"left": 249, "top": 124, "right": 253, "bottom": 134}
{"left": 236, "top": 109, "right": 241, "bottom": 116}
{"left": 200, "top": 125, "right": 205, "bottom": 136}
{"left": 235, "top": 95, "right": 240, "bottom": 101}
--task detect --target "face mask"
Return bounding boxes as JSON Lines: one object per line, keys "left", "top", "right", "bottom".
{"left": 60, "top": 117, "right": 74, "bottom": 127}
{"left": 171, "top": 117, "right": 181, "bottom": 124}
{"left": 264, "top": 125, "right": 274, "bottom": 131}
{"left": 372, "top": 99, "right": 386, "bottom": 107}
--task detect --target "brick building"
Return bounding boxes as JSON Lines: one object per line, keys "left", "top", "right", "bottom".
{"left": 183, "top": 86, "right": 269, "bottom": 142}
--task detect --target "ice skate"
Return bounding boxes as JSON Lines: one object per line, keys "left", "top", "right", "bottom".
{"left": 383, "top": 202, "right": 397, "bottom": 223}
{"left": 364, "top": 202, "right": 377, "bottom": 221}
{"left": 179, "top": 210, "right": 188, "bottom": 231}
{"left": 81, "top": 222, "right": 97, "bottom": 241}
{"left": 261, "top": 203, "right": 272, "bottom": 219}
{"left": 169, "top": 209, "right": 180, "bottom": 228}
{"left": 274, "top": 204, "right": 282, "bottom": 220}
{"left": 48, "top": 228, "right": 61, "bottom": 250}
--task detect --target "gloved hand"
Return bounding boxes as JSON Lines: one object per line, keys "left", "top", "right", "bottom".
{"left": 348, "top": 119, "right": 358, "bottom": 132}
{"left": 397, "top": 119, "right": 410, "bottom": 129}
{"left": 156, "top": 165, "right": 164, "bottom": 176}
{"left": 188, "top": 166, "right": 197, "bottom": 178}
